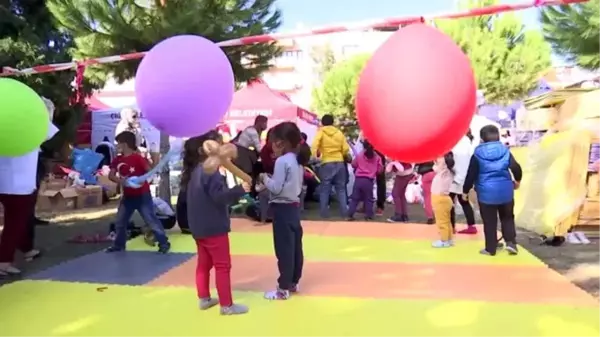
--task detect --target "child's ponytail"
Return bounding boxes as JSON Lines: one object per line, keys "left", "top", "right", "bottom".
{"left": 180, "top": 130, "right": 221, "bottom": 191}
{"left": 444, "top": 151, "right": 455, "bottom": 175}
{"left": 363, "top": 140, "right": 375, "bottom": 159}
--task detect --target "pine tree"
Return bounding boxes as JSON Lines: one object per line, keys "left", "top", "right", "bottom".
{"left": 47, "top": 0, "right": 282, "bottom": 205}
{"left": 0, "top": 0, "right": 94, "bottom": 153}
{"left": 46, "top": 0, "right": 282, "bottom": 85}
{"left": 540, "top": 1, "right": 600, "bottom": 70}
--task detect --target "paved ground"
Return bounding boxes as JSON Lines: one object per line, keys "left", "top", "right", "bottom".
{"left": 0, "top": 202, "right": 598, "bottom": 336}
{"left": 1, "top": 200, "right": 598, "bottom": 300}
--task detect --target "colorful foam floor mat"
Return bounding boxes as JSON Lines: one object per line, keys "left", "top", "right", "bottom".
{"left": 0, "top": 219, "right": 598, "bottom": 336}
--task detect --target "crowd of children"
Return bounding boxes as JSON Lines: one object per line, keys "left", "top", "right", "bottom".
{"left": 0, "top": 106, "right": 523, "bottom": 315}
{"left": 346, "top": 123, "right": 523, "bottom": 254}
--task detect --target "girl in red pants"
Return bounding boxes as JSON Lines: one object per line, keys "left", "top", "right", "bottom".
{"left": 180, "top": 131, "right": 251, "bottom": 315}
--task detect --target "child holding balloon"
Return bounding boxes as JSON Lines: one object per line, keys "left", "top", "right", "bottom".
{"left": 430, "top": 152, "right": 456, "bottom": 248}
{"left": 105, "top": 131, "right": 171, "bottom": 254}
{"left": 258, "top": 122, "right": 305, "bottom": 301}
{"left": 182, "top": 130, "right": 252, "bottom": 315}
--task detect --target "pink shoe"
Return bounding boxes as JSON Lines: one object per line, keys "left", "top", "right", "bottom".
{"left": 458, "top": 226, "right": 478, "bottom": 235}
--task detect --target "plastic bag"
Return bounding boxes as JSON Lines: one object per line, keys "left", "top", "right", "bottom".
{"left": 72, "top": 148, "right": 103, "bottom": 184}
{"left": 405, "top": 182, "right": 423, "bottom": 204}
{"left": 153, "top": 197, "right": 175, "bottom": 217}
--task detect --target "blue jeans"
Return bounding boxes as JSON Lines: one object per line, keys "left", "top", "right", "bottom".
{"left": 318, "top": 162, "right": 348, "bottom": 218}
{"left": 113, "top": 192, "right": 169, "bottom": 249}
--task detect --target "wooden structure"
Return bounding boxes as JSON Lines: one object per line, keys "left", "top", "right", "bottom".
{"left": 513, "top": 89, "right": 599, "bottom": 236}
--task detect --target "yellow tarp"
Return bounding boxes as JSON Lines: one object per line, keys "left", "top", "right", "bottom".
{"left": 512, "top": 130, "right": 591, "bottom": 237}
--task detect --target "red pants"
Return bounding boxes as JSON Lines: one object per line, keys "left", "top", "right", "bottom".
{"left": 195, "top": 234, "right": 233, "bottom": 307}
{"left": 0, "top": 193, "right": 35, "bottom": 263}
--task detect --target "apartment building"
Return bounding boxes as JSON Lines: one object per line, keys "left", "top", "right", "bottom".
{"left": 259, "top": 29, "right": 399, "bottom": 110}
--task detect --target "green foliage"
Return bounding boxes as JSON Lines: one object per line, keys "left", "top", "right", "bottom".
{"left": 310, "top": 44, "right": 336, "bottom": 83}
{"left": 312, "top": 54, "right": 370, "bottom": 120}
{"left": 0, "top": 1, "right": 96, "bottom": 153}
{"left": 46, "top": 0, "right": 283, "bottom": 86}
{"left": 541, "top": 1, "right": 600, "bottom": 71}
{"left": 436, "top": 0, "right": 552, "bottom": 104}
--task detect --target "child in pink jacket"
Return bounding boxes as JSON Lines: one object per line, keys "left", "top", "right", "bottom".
{"left": 347, "top": 141, "right": 383, "bottom": 220}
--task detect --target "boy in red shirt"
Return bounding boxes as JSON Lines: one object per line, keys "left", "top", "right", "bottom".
{"left": 106, "top": 131, "right": 170, "bottom": 253}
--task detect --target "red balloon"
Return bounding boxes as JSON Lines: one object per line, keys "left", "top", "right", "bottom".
{"left": 356, "top": 24, "right": 476, "bottom": 163}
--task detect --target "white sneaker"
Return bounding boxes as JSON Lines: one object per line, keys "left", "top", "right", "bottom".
{"left": 0, "top": 263, "right": 21, "bottom": 275}
{"left": 23, "top": 249, "right": 41, "bottom": 261}
{"left": 566, "top": 232, "right": 581, "bottom": 244}
{"left": 574, "top": 232, "right": 591, "bottom": 245}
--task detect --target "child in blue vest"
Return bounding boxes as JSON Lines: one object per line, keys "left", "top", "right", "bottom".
{"left": 462, "top": 125, "right": 522, "bottom": 256}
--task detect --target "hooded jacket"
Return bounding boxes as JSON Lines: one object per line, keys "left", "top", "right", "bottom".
{"left": 311, "top": 125, "right": 350, "bottom": 163}
{"left": 473, "top": 141, "right": 513, "bottom": 205}
{"left": 450, "top": 136, "right": 475, "bottom": 194}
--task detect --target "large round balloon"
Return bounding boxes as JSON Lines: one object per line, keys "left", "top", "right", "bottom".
{"left": 356, "top": 24, "right": 476, "bottom": 163}
{"left": 0, "top": 78, "right": 49, "bottom": 157}
{"left": 135, "top": 35, "right": 234, "bottom": 137}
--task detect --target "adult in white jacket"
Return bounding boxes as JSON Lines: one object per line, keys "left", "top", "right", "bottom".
{"left": 449, "top": 130, "right": 477, "bottom": 234}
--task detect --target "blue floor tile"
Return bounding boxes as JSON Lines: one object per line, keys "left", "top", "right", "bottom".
{"left": 28, "top": 251, "right": 194, "bottom": 286}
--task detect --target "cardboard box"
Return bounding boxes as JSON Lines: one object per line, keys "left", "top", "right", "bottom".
{"left": 97, "top": 175, "right": 118, "bottom": 198}
{"left": 37, "top": 188, "right": 78, "bottom": 212}
{"left": 41, "top": 177, "right": 68, "bottom": 191}
{"left": 76, "top": 185, "right": 104, "bottom": 209}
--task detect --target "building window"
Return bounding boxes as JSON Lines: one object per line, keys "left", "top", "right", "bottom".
{"left": 282, "top": 50, "right": 303, "bottom": 59}
{"left": 342, "top": 44, "right": 359, "bottom": 56}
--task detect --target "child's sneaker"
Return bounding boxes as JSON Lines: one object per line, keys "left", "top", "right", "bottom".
{"left": 264, "top": 288, "right": 290, "bottom": 300}
{"left": 220, "top": 303, "right": 249, "bottom": 315}
{"left": 143, "top": 231, "right": 156, "bottom": 247}
{"left": 567, "top": 232, "right": 582, "bottom": 244}
{"left": 290, "top": 284, "right": 300, "bottom": 293}
{"left": 401, "top": 214, "right": 409, "bottom": 222}
{"left": 105, "top": 246, "right": 125, "bottom": 253}
{"left": 375, "top": 208, "right": 384, "bottom": 216}
{"left": 426, "top": 218, "right": 435, "bottom": 225}
{"left": 157, "top": 242, "right": 171, "bottom": 254}
{"left": 431, "top": 240, "right": 452, "bottom": 248}
{"left": 575, "top": 232, "right": 591, "bottom": 244}
{"left": 479, "top": 248, "right": 495, "bottom": 256}
{"left": 386, "top": 215, "right": 403, "bottom": 223}
{"left": 505, "top": 243, "right": 518, "bottom": 255}
{"left": 199, "top": 297, "right": 219, "bottom": 310}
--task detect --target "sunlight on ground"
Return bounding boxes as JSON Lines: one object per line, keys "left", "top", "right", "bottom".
{"left": 565, "top": 264, "right": 600, "bottom": 283}
{"left": 51, "top": 315, "right": 101, "bottom": 335}
{"left": 48, "top": 208, "right": 117, "bottom": 223}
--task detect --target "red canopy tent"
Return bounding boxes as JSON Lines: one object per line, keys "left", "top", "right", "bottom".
{"left": 223, "top": 80, "right": 318, "bottom": 136}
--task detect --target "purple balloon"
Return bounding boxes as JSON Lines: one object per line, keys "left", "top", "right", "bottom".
{"left": 135, "top": 35, "right": 234, "bottom": 137}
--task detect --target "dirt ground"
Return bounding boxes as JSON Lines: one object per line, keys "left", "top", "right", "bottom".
{"left": 1, "top": 200, "right": 598, "bottom": 299}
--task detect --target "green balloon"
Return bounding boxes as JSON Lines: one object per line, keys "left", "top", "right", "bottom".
{"left": 0, "top": 78, "right": 49, "bottom": 157}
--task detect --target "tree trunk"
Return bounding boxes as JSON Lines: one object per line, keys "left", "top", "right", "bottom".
{"left": 157, "top": 131, "right": 172, "bottom": 207}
